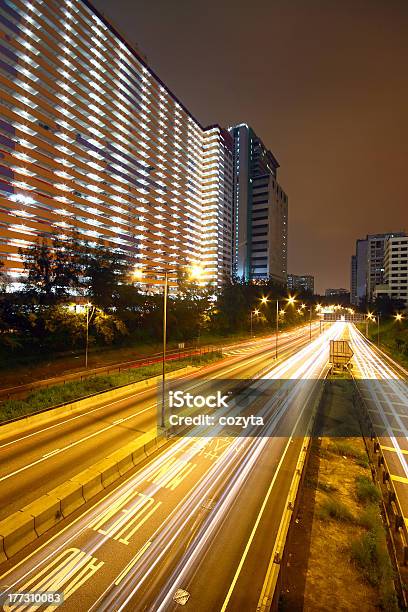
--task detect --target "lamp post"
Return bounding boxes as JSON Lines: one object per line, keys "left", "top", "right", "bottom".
{"left": 365, "top": 312, "right": 375, "bottom": 337}
{"left": 260, "top": 295, "right": 295, "bottom": 359}
{"left": 250, "top": 308, "right": 260, "bottom": 337}
{"left": 377, "top": 313, "right": 380, "bottom": 347}
{"left": 134, "top": 264, "right": 202, "bottom": 429}
{"left": 85, "top": 302, "right": 93, "bottom": 369}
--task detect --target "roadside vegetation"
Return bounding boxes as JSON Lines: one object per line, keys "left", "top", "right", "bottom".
{"left": 0, "top": 351, "right": 222, "bottom": 423}
{"left": 282, "top": 381, "right": 399, "bottom": 611}
{"left": 357, "top": 317, "right": 408, "bottom": 370}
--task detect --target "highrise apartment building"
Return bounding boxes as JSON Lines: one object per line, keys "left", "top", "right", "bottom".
{"left": 228, "top": 124, "right": 288, "bottom": 284}
{"left": 380, "top": 235, "right": 408, "bottom": 307}
{"left": 0, "top": 0, "right": 234, "bottom": 290}
{"left": 350, "top": 232, "right": 405, "bottom": 304}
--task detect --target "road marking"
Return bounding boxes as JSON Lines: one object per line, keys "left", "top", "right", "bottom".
{"left": 0, "top": 406, "right": 153, "bottom": 483}
{"left": 3, "top": 547, "right": 104, "bottom": 611}
{"left": 381, "top": 445, "right": 408, "bottom": 456}
{"left": 42, "top": 448, "right": 61, "bottom": 458}
{"left": 148, "top": 457, "right": 197, "bottom": 490}
{"left": 391, "top": 474, "right": 408, "bottom": 484}
{"left": 114, "top": 541, "right": 152, "bottom": 586}
{"left": 90, "top": 489, "right": 161, "bottom": 546}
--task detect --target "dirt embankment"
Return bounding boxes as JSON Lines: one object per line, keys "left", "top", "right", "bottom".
{"left": 280, "top": 380, "right": 399, "bottom": 611}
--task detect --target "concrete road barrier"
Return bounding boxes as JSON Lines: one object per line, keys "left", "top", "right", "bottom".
{"left": 70, "top": 467, "right": 104, "bottom": 501}
{"left": 23, "top": 495, "right": 62, "bottom": 536}
{"left": 93, "top": 457, "right": 121, "bottom": 488}
{"left": 0, "top": 429, "right": 167, "bottom": 560}
{"left": 0, "top": 535, "right": 6, "bottom": 564}
{"left": 0, "top": 511, "right": 36, "bottom": 559}
{"left": 49, "top": 481, "right": 85, "bottom": 518}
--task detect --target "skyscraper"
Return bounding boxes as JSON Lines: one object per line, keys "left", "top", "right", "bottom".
{"left": 228, "top": 124, "right": 288, "bottom": 284}
{"left": 0, "top": 0, "right": 234, "bottom": 290}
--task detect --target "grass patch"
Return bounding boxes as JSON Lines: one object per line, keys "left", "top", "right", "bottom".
{"left": 0, "top": 351, "right": 223, "bottom": 423}
{"left": 317, "top": 480, "right": 338, "bottom": 493}
{"left": 327, "top": 440, "right": 367, "bottom": 464}
{"left": 317, "top": 498, "right": 356, "bottom": 523}
{"left": 358, "top": 505, "right": 382, "bottom": 531}
{"left": 355, "top": 475, "right": 381, "bottom": 505}
{"left": 351, "top": 528, "right": 397, "bottom": 609}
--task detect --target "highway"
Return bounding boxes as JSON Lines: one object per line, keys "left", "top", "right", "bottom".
{"left": 348, "top": 325, "right": 408, "bottom": 517}
{"left": 0, "top": 321, "right": 343, "bottom": 611}
{"left": 0, "top": 323, "right": 321, "bottom": 519}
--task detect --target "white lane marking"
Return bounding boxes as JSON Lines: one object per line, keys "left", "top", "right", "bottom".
{"left": 0, "top": 405, "right": 153, "bottom": 483}
{"left": 42, "top": 448, "right": 60, "bottom": 459}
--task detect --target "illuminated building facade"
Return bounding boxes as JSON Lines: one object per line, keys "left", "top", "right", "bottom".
{"left": 228, "top": 123, "right": 288, "bottom": 284}
{"left": 0, "top": 0, "right": 233, "bottom": 290}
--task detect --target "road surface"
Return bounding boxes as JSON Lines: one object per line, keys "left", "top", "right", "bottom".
{"left": 0, "top": 322, "right": 343, "bottom": 611}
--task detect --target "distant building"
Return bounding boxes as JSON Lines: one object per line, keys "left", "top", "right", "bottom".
{"left": 287, "top": 274, "right": 314, "bottom": 294}
{"left": 351, "top": 233, "right": 406, "bottom": 304}
{"left": 374, "top": 235, "right": 408, "bottom": 307}
{"left": 228, "top": 124, "right": 288, "bottom": 284}
{"left": 350, "top": 239, "right": 368, "bottom": 306}
{"left": 325, "top": 288, "right": 350, "bottom": 301}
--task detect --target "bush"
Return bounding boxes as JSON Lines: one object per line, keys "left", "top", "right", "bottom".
{"left": 355, "top": 475, "right": 381, "bottom": 505}
{"left": 318, "top": 498, "right": 355, "bottom": 523}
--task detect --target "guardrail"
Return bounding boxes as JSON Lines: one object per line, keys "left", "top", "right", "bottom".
{"left": 257, "top": 377, "right": 327, "bottom": 611}
{"left": 0, "top": 344, "right": 220, "bottom": 403}
{"left": 352, "top": 380, "right": 408, "bottom": 608}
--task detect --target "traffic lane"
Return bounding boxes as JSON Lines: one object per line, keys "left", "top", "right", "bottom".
{"left": 164, "top": 437, "right": 303, "bottom": 612}
{"left": 142, "top": 381, "right": 322, "bottom": 611}
{"left": 0, "top": 329, "right": 312, "bottom": 487}
{"left": 0, "top": 324, "right": 323, "bottom": 519}
{"left": 0, "top": 323, "right": 313, "bottom": 449}
{"left": 0, "top": 354, "right": 318, "bottom": 604}
{"left": 0, "top": 433, "right": 257, "bottom": 609}
{"left": 0, "top": 339, "right": 303, "bottom": 518}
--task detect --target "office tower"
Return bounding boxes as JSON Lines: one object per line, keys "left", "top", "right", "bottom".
{"left": 228, "top": 123, "right": 288, "bottom": 284}
{"left": 287, "top": 273, "right": 314, "bottom": 294}
{"left": 0, "top": 0, "right": 234, "bottom": 290}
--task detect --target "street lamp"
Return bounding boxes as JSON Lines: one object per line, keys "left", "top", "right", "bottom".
{"left": 134, "top": 264, "right": 203, "bottom": 429}
{"left": 395, "top": 313, "right": 404, "bottom": 322}
{"left": 259, "top": 294, "right": 296, "bottom": 359}
{"left": 365, "top": 311, "right": 375, "bottom": 337}
{"left": 250, "top": 308, "right": 260, "bottom": 337}
{"left": 85, "top": 302, "right": 93, "bottom": 369}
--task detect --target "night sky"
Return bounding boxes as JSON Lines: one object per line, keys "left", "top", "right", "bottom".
{"left": 92, "top": 0, "right": 408, "bottom": 294}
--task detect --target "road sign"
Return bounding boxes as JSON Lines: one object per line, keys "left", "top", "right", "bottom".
{"left": 329, "top": 340, "right": 354, "bottom": 366}
{"left": 173, "top": 589, "right": 190, "bottom": 605}
{"left": 178, "top": 342, "right": 185, "bottom": 350}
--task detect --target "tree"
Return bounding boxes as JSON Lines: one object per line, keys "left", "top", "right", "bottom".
{"left": 81, "top": 243, "right": 130, "bottom": 310}
{"left": 19, "top": 235, "right": 82, "bottom": 304}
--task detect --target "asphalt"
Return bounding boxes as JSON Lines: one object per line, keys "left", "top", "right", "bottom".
{"left": 0, "top": 322, "right": 342, "bottom": 611}
{"left": 0, "top": 324, "right": 320, "bottom": 518}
